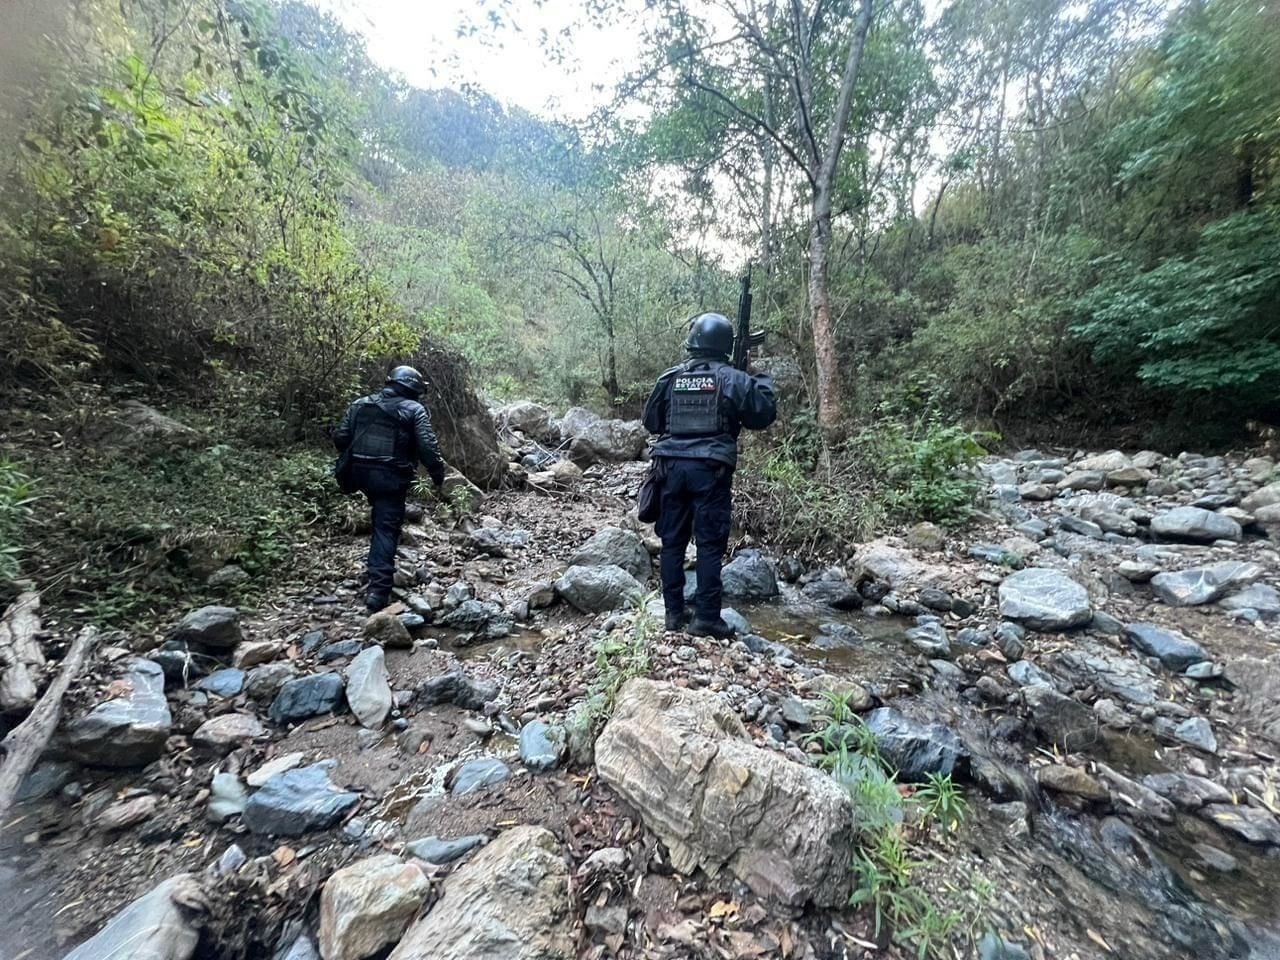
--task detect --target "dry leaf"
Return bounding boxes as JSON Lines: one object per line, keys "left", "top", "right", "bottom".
{"left": 181, "top": 834, "right": 204, "bottom": 847}
{"left": 1086, "top": 928, "right": 1113, "bottom": 952}
{"left": 272, "top": 845, "right": 297, "bottom": 867}
{"left": 779, "top": 925, "right": 794, "bottom": 958}
{"left": 707, "top": 900, "right": 739, "bottom": 920}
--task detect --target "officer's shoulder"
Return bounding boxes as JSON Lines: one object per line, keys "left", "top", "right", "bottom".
{"left": 658, "top": 363, "right": 686, "bottom": 379}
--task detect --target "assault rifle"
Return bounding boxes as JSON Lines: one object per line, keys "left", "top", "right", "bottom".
{"left": 731, "top": 265, "right": 767, "bottom": 371}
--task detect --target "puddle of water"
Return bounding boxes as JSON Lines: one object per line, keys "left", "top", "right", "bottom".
{"left": 738, "top": 601, "right": 917, "bottom": 677}
{"left": 444, "top": 628, "right": 547, "bottom": 661}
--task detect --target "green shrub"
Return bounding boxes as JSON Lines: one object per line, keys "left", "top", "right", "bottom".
{"left": 869, "top": 422, "right": 992, "bottom": 527}
{"left": 0, "top": 459, "right": 37, "bottom": 583}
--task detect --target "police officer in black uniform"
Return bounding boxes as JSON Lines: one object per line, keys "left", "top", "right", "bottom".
{"left": 334, "top": 366, "right": 447, "bottom": 612}
{"left": 643, "top": 313, "right": 777, "bottom": 637}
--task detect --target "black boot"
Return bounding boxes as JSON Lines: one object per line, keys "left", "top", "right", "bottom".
{"left": 664, "top": 609, "right": 690, "bottom": 632}
{"left": 365, "top": 592, "right": 390, "bottom": 614}
{"left": 688, "top": 616, "right": 734, "bottom": 639}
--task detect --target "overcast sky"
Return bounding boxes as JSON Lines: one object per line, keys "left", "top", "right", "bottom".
{"left": 310, "top": 0, "right": 637, "bottom": 118}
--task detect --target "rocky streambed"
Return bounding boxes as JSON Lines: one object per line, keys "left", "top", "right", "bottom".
{"left": 3, "top": 437, "right": 1280, "bottom": 960}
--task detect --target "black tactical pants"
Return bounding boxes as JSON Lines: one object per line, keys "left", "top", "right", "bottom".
{"left": 655, "top": 457, "right": 733, "bottom": 623}
{"left": 355, "top": 464, "right": 410, "bottom": 601}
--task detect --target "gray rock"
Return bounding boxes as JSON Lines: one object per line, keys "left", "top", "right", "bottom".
{"left": 1093, "top": 699, "right": 1132, "bottom": 730}
{"left": 1054, "top": 646, "right": 1158, "bottom": 705}
{"left": 558, "top": 407, "right": 648, "bottom": 464}
{"left": 450, "top": 757, "right": 512, "bottom": 795}
{"left": 167, "top": 606, "right": 242, "bottom": 651}
{"left": 1220, "top": 583, "right": 1280, "bottom": 620}
{"left": 1185, "top": 661, "right": 1223, "bottom": 680}
{"left": 905, "top": 621, "right": 951, "bottom": 658}
{"left": 555, "top": 564, "right": 643, "bottom": 613}
{"left": 498, "top": 400, "right": 554, "bottom": 438}
{"left": 417, "top": 673, "right": 498, "bottom": 711}
{"left": 864, "top": 708, "right": 965, "bottom": 780}
{"left": 519, "top": 721, "right": 566, "bottom": 772}
{"left": 584, "top": 903, "right": 628, "bottom": 938}
{"left": 364, "top": 611, "right": 413, "bottom": 648}
{"left": 192, "top": 713, "right": 266, "bottom": 753}
{"left": 995, "top": 622, "right": 1026, "bottom": 660}
{"left": 207, "top": 772, "right": 248, "bottom": 823}
{"left": 245, "top": 663, "right": 297, "bottom": 702}
{"left": 1151, "top": 507, "right": 1242, "bottom": 543}
{"left": 800, "top": 578, "right": 863, "bottom": 610}
{"left": 1200, "top": 804, "right": 1280, "bottom": 846}
{"left": 1058, "top": 516, "right": 1104, "bottom": 539}
{"left": 269, "top": 672, "right": 345, "bottom": 724}
{"left": 405, "top": 834, "right": 488, "bottom": 864}
{"left": 1151, "top": 562, "right": 1264, "bottom": 606}
{"left": 1123, "top": 622, "right": 1208, "bottom": 671}
{"left": 569, "top": 527, "right": 651, "bottom": 580}
{"left": 1193, "top": 843, "right": 1239, "bottom": 873}
{"left": 721, "top": 551, "right": 779, "bottom": 601}
{"left": 998, "top": 568, "right": 1092, "bottom": 631}
{"left": 195, "top": 668, "right": 245, "bottom": 698}
{"left": 1118, "top": 560, "right": 1161, "bottom": 582}
{"left": 1141, "top": 772, "right": 1232, "bottom": 809}
{"left": 1023, "top": 684, "right": 1099, "bottom": 751}
{"left": 968, "top": 543, "right": 1012, "bottom": 564}
{"left": 64, "top": 659, "right": 172, "bottom": 768}
{"left": 346, "top": 646, "right": 392, "bottom": 729}
{"left": 242, "top": 764, "right": 359, "bottom": 836}
{"left": 62, "top": 874, "right": 206, "bottom": 960}
{"left": 441, "top": 599, "right": 512, "bottom": 639}
{"left": 388, "top": 826, "right": 575, "bottom": 960}
{"left": 1174, "top": 717, "right": 1217, "bottom": 754}
{"left": 721, "top": 608, "right": 752, "bottom": 635}
{"left": 1089, "top": 611, "right": 1124, "bottom": 635}
{"left": 318, "top": 639, "right": 362, "bottom": 662}
{"left": 319, "top": 854, "right": 429, "bottom": 960}
{"left": 1240, "top": 480, "right": 1280, "bottom": 513}
{"left": 469, "top": 527, "right": 532, "bottom": 557}
{"left": 779, "top": 696, "right": 812, "bottom": 729}
{"left": 978, "top": 931, "right": 1030, "bottom": 960}
{"left": 1007, "top": 660, "right": 1052, "bottom": 687}
{"left": 16, "top": 761, "right": 76, "bottom": 803}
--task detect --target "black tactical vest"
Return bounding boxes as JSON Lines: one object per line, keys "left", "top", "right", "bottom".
{"left": 666, "top": 361, "right": 724, "bottom": 436}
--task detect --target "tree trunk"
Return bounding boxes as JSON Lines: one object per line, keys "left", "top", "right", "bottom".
{"left": 604, "top": 320, "right": 620, "bottom": 406}
{"left": 809, "top": 192, "right": 841, "bottom": 429}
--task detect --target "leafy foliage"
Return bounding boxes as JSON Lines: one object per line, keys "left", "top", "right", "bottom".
{"left": 0, "top": 459, "right": 37, "bottom": 584}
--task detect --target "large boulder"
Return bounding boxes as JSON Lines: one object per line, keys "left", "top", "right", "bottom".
{"left": 557, "top": 408, "right": 647, "bottom": 465}
{"left": 345, "top": 646, "right": 392, "bottom": 729}
{"left": 721, "top": 551, "right": 780, "bottom": 601}
{"left": 1150, "top": 507, "right": 1242, "bottom": 543}
{"left": 554, "top": 564, "right": 642, "bottom": 613}
{"left": 165, "top": 606, "right": 242, "bottom": 651}
{"left": 1241, "top": 481, "right": 1280, "bottom": 513}
{"left": 1151, "top": 562, "right": 1264, "bottom": 607}
{"left": 997, "top": 568, "right": 1092, "bottom": 631}
{"left": 568, "top": 527, "right": 652, "bottom": 581}
{"left": 64, "top": 659, "right": 172, "bottom": 768}
{"left": 62, "top": 874, "right": 207, "bottom": 960}
{"left": 496, "top": 401, "right": 553, "bottom": 441}
{"left": 863, "top": 708, "right": 965, "bottom": 780}
{"left": 319, "top": 855, "right": 430, "bottom": 960}
{"left": 594, "top": 678, "right": 856, "bottom": 907}
{"left": 388, "top": 826, "right": 574, "bottom": 960}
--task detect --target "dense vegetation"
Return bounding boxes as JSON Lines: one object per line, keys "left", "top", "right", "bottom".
{"left": 1, "top": 0, "right": 1277, "bottom": 600}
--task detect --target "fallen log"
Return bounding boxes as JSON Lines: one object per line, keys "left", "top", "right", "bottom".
{"left": 0, "top": 589, "right": 45, "bottom": 713}
{"left": 0, "top": 624, "right": 99, "bottom": 824}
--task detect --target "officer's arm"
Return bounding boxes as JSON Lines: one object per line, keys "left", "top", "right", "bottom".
{"left": 737, "top": 372, "right": 778, "bottom": 430}
{"left": 333, "top": 403, "right": 356, "bottom": 451}
{"left": 643, "top": 375, "right": 671, "bottom": 434}
{"left": 410, "top": 403, "right": 447, "bottom": 485}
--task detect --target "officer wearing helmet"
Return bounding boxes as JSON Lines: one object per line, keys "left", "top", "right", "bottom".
{"left": 643, "top": 313, "right": 777, "bottom": 638}
{"left": 334, "top": 365, "right": 446, "bottom": 612}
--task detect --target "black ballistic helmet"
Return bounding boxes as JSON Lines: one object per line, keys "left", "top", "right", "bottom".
{"left": 685, "top": 313, "right": 734, "bottom": 359}
{"left": 386, "top": 365, "right": 428, "bottom": 397}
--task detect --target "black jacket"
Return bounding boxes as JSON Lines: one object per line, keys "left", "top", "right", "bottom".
{"left": 643, "top": 358, "right": 777, "bottom": 467}
{"left": 334, "top": 386, "right": 446, "bottom": 484}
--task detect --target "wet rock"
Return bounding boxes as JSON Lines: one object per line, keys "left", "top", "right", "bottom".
{"left": 405, "top": 834, "right": 487, "bottom": 864}
{"left": 363, "top": 611, "right": 412, "bottom": 648}
{"left": 65, "top": 659, "right": 172, "bottom": 768}
{"left": 721, "top": 551, "right": 780, "bottom": 601}
{"left": 166, "top": 606, "right": 242, "bottom": 651}
{"left": 569, "top": 526, "right": 651, "bottom": 580}
{"left": 1193, "top": 843, "right": 1238, "bottom": 873}
{"left": 721, "top": 608, "right": 752, "bottom": 634}
{"left": 346, "top": 646, "right": 392, "bottom": 729}
{"left": 242, "top": 763, "right": 359, "bottom": 836}
{"left": 1141, "top": 773, "right": 1232, "bottom": 809}
{"left": 864, "top": 708, "right": 965, "bottom": 780}
{"left": 319, "top": 854, "right": 430, "bottom": 960}
{"left": 1200, "top": 804, "right": 1280, "bottom": 846}
{"left": 595, "top": 678, "right": 856, "bottom": 907}
{"left": 519, "top": 721, "right": 566, "bottom": 772}
{"left": 1023, "top": 684, "right": 1099, "bottom": 751}
{"left": 196, "top": 668, "right": 245, "bottom": 698}
{"left": 441, "top": 599, "right": 512, "bottom": 639}
{"left": 245, "top": 663, "right": 297, "bottom": 702}
{"left": 1035, "top": 764, "right": 1109, "bottom": 802}
{"left": 207, "top": 772, "right": 248, "bottom": 823}
{"left": 998, "top": 568, "right": 1092, "bottom": 630}
{"left": 192, "top": 713, "right": 266, "bottom": 753}
{"left": 1093, "top": 763, "right": 1174, "bottom": 822}
{"left": 1054, "top": 646, "right": 1158, "bottom": 705}
{"left": 269, "top": 672, "right": 345, "bottom": 724}
{"left": 62, "top": 873, "right": 207, "bottom": 960}
{"left": 1122, "top": 622, "right": 1208, "bottom": 671}
{"left": 555, "top": 564, "right": 643, "bottom": 613}
{"left": 247, "top": 752, "right": 305, "bottom": 787}
{"left": 1174, "top": 717, "right": 1217, "bottom": 754}
{"left": 795, "top": 674, "right": 872, "bottom": 711}
{"left": 1151, "top": 561, "right": 1264, "bottom": 606}
{"left": 800, "top": 578, "right": 862, "bottom": 610}
{"left": 388, "top": 825, "right": 574, "bottom": 960}
{"left": 905, "top": 621, "right": 951, "bottom": 658}
{"left": 1151, "top": 506, "right": 1242, "bottom": 543}
{"left": 416, "top": 672, "right": 498, "bottom": 711}
{"left": 449, "top": 757, "right": 512, "bottom": 795}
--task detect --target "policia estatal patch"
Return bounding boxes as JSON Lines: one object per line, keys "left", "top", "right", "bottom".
{"left": 668, "top": 368, "right": 723, "bottom": 436}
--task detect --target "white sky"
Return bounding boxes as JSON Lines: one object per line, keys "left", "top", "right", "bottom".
{"left": 310, "top": 0, "right": 638, "bottom": 119}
